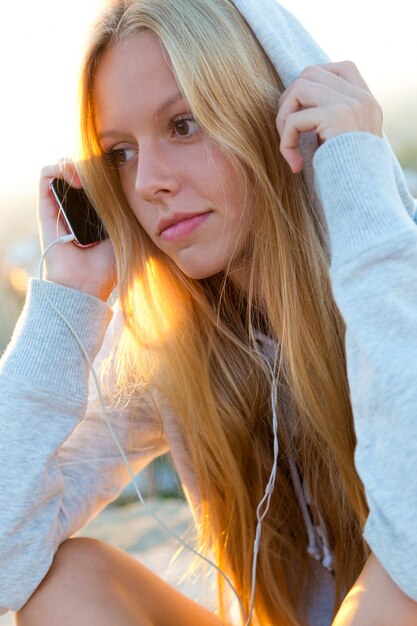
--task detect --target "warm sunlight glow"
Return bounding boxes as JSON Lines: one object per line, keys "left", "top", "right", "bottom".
{"left": 128, "top": 258, "right": 184, "bottom": 345}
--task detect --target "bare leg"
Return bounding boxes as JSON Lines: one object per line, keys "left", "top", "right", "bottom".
{"left": 15, "top": 537, "right": 225, "bottom": 626}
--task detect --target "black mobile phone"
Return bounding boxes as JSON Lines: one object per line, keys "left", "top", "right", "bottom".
{"left": 49, "top": 178, "right": 108, "bottom": 248}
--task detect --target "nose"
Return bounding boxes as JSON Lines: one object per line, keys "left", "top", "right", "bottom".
{"left": 134, "top": 141, "right": 180, "bottom": 202}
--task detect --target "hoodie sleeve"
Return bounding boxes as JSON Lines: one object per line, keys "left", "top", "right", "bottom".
{"left": 313, "top": 131, "right": 417, "bottom": 602}
{"left": 0, "top": 279, "right": 168, "bottom": 615}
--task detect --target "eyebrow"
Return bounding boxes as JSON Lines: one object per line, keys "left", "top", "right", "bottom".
{"left": 98, "top": 90, "right": 186, "bottom": 141}
{"left": 157, "top": 89, "right": 185, "bottom": 115}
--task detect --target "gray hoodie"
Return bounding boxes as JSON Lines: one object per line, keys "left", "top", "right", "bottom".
{"left": 1, "top": 0, "right": 417, "bottom": 623}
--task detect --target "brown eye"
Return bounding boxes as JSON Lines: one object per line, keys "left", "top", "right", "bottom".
{"left": 112, "top": 149, "right": 127, "bottom": 167}
{"left": 170, "top": 116, "right": 199, "bottom": 138}
{"left": 104, "top": 147, "right": 137, "bottom": 169}
{"left": 175, "top": 120, "right": 190, "bottom": 136}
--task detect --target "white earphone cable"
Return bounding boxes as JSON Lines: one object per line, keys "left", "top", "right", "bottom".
{"left": 246, "top": 345, "right": 280, "bottom": 623}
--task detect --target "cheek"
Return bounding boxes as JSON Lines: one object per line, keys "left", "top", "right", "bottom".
{"left": 131, "top": 207, "right": 156, "bottom": 241}
{"left": 209, "top": 151, "right": 248, "bottom": 209}
{"left": 118, "top": 177, "right": 153, "bottom": 236}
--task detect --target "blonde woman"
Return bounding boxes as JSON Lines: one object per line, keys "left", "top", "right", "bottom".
{"left": 1, "top": 0, "right": 417, "bottom": 625}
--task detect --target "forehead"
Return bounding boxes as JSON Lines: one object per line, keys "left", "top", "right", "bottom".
{"left": 93, "top": 32, "right": 181, "bottom": 133}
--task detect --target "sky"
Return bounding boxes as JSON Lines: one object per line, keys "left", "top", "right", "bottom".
{"left": 0, "top": 0, "right": 416, "bottom": 207}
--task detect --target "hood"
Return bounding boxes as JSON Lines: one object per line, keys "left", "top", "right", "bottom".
{"left": 233, "top": 0, "right": 329, "bottom": 86}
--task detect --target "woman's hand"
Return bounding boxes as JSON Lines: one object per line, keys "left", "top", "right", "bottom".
{"left": 276, "top": 61, "right": 384, "bottom": 174}
{"left": 332, "top": 553, "right": 417, "bottom": 626}
{"left": 38, "top": 160, "right": 116, "bottom": 301}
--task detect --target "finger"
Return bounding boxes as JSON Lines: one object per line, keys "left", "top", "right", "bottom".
{"left": 38, "top": 164, "right": 79, "bottom": 246}
{"left": 278, "top": 61, "right": 373, "bottom": 115}
{"left": 295, "top": 63, "right": 369, "bottom": 100}
{"left": 58, "top": 158, "right": 83, "bottom": 188}
{"left": 312, "top": 61, "right": 371, "bottom": 92}
{"left": 278, "top": 64, "right": 371, "bottom": 113}
{"left": 279, "top": 106, "right": 339, "bottom": 174}
{"left": 39, "top": 161, "right": 83, "bottom": 219}
{"left": 276, "top": 79, "right": 355, "bottom": 135}
{"left": 40, "top": 161, "right": 82, "bottom": 198}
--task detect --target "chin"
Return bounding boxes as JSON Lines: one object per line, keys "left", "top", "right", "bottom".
{"left": 173, "top": 258, "right": 224, "bottom": 281}
{"left": 177, "top": 266, "right": 219, "bottom": 281}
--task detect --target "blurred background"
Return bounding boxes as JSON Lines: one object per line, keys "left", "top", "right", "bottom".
{"left": 0, "top": 2, "right": 416, "bottom": 622}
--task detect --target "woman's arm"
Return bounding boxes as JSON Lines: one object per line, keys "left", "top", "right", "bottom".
{"left": 332, "top": 554, "right": 417, "bottom": 626}
{"left": 0, "top": 280, "right": 168, "bottom": 615}
{"left": 313, "top": 130, "right": 417, "bottom": 604}
{"left": 277, "top": 61, "right": 417, "bottom": 606}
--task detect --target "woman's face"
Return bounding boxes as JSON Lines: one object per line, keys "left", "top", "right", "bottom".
{"left": 94, "top": 32, "right": 252, "bottom": 281}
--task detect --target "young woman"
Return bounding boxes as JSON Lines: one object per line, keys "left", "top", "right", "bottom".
{"left": 1, "top": 0, "right": 416, "bottom": 625}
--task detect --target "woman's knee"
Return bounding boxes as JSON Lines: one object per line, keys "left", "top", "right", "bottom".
{"left": 24, "top": 536, "right": 110, "bottom": 597}
{"left": 51, "top": 536, "right": 111, "bottom": 575}
{"left": 15, "top": 537, "right": 221, "bottom": 626}
{"left": 15, "top": 537, "right": 145, "bottom": 625}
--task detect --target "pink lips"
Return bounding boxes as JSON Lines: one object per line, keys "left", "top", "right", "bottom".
{"left": 159, "top": 212, "right": 211, "bottom": 242}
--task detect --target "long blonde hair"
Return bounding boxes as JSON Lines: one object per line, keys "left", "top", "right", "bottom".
{"left": 77, "top": 0, "right": 369, "bottom": 623}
